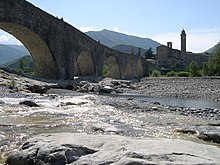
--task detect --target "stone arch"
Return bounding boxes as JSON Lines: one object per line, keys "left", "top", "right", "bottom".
{"left": 136, "top": 59, "right": 144, "bottom": 77}
{"left": 124, "top": 64, "right": 133, "bottom": 79}
{"left": 76, "top": 51, "right": 94, "bottom": 75}
{"left": 106, "top": 56, "right": 120, "bottom": 79}
{"left": 0, "top": 22, "right": 57, "bottom": 79}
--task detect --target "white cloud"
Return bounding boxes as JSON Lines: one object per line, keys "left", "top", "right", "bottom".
{"left": 151, "top": 27, "right": 220, "bottom": 53}
{"left": 79, "top": 26, "right": 94, "bottom": 32}
{"left": 79, "top": 26, "right": 121, "bottom": 33}
{"left": 112, "top": 27, "right": 120, "bottom": 32}
{"left": 0, "top": 35, "right": 12, "bottom": 42}
{"left": 0, "top": 30, "right": 22, "bottom": 45}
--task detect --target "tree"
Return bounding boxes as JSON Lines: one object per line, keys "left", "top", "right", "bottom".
{"left": 19, "top": 58, "right": 26, "bottom": 71}
{"left": 187, "top": 61, "right": 200, "bottom": 77}
{"left": 144, "top": 47, "right": 153, "bottom": 59}
{"left": 202, "top": 62, "right": 209, "bottom": 76}
{"left": 17, "top": 58, "right": 27, "bottom": 74}
{"left": 208, "top": 42, "right": 220, "bottom": 76}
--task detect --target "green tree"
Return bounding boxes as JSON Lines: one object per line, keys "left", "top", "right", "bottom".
{"left": 17, "top": 58, "right": 27, "bottom": 74}
{"left": 202, "top": 62, "right": 209, "bottom": 76}
{"left": 19, "top": 58, "right": 25, "bottom": 70}
{"left": 187, "top": 61, "right": 200, "bottom": 77}
{"left": 208, "top": 42, "right": 220, "bottom": 76}
{"left": 145, "top": 47, "right": 153, "bottom": 59}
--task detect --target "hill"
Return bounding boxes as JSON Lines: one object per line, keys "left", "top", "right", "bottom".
{"left": 0, "top": 44, "right": 30, "bottom": 66}
{"left": 112, "top": 44, "right": 147, "bottom": 56}
{"left": 206, "top": 43, "right": 219, "bottom": 53}
{"left": 86, "top": 29, "right": 160, "bottom": 53}
{"left": 3, "top": 55, "right": 33, "bottom": 71}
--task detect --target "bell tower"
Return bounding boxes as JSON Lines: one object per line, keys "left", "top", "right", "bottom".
{"left": 181, "top": 29, "right": 186, "bottom": 53}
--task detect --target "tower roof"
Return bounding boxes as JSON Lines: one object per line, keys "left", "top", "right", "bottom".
{"left": 181, "top": 29, "right": 186, "bottom": 35}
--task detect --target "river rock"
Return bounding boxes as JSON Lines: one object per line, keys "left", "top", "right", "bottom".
{"left": 19, "top": 100, "right": 40, "bottom": 107}
{"left": 6, "top": 133, "right": 220, "bottom": 165}
{"left": 91, "top": 123, "right": 122, "bottom": 134}
{"left": 27, "top": 84, "right": 48, "bottom": 94}
{"left": 198, "top": 132, "right": 220, "bottom": 143}
{"left": 0, "top": 100, "right": 5, "bottom": 104}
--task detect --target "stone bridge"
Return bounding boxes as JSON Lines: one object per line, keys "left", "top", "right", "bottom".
{"left": 0, "top": 0, "right": 148, "bottom": 79}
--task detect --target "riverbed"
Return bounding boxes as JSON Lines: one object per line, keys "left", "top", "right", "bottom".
{"left": 0, "top": 90, "right": 220, "bottom": 163}
{"left": 0, "top": 75, "right": 220, "bottom": 164}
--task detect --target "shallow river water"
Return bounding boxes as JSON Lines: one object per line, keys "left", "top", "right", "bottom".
{"left": 115, "top": 94, "right": 220, "bottom": 109}
{"left": 0, "top": 92, "right": 219, "bottom": 163}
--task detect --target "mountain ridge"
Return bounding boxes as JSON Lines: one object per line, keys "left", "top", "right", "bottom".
{"left": 206, "top": 43, "right": 219, "bottom": 53}
{"left": 0, "top": 44, "right": 30, "bottom": 65}
{"left": 85, "top": 29, "right": 161, "bottom": 53}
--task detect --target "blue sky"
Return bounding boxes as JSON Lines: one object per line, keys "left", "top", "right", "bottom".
{"left": 1, "top": 0, "right": 220, "bottom": 52}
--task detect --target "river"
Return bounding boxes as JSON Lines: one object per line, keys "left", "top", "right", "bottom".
{"left": 1, "top": 91, "right": 219, "bottom": 163}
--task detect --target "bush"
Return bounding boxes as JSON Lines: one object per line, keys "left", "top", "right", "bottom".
{"left": 166, "top": 71, "right": 177, "bottom": 77}
{"left": 8, "top": 78, "right": 17, "bottom": 89}
{"left": 150, "top": 70, "right": 161, "bottom": 77}
{"left": 177, "top": 71, "right": 190, "bottom": 77}
{"left": 102, "top": 65, "right": 109, "bottom": 77}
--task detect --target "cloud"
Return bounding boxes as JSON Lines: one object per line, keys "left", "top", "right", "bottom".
{"left": 79, "top": 26, "right": 121, "bottom": 33}
{"left": 151, "top": 27, "right": 220, "bottom": 53}
{"left": 79, "top": 26, "right": 94, "bottom": 32}
{"left": 0, "top": 30, "right": 22, "bottom": 45}
{"left": 0, "top": 35, "right": 12, "bottom": 42}
{"left": 112, "top": 27, "right": 120, "bottom": 32}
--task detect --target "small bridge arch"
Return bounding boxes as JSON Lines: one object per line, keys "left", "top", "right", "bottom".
{"left": 105, "top": 55, "right": 120, "bottom": 79}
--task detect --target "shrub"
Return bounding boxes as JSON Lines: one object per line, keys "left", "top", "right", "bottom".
{"left": 150, "top": 70, "right": 161, "bottom": 77}
{"left": 177, "top": 71, "right": 190, "bottom": 77}
{"left": 166, "top": 71, "right": 177, "bottom": 77}
{"left": 8, "top": 78, "right": 17, "bottom": 89}
{"left": 102, "top": 65, "right": 109, "bottom": 77}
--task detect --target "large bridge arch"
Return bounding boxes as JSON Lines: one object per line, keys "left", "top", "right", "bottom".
{"left": 0, "top": 22, "right": 57, "bottom": 79}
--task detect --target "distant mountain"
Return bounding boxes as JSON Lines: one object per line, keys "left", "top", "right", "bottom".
{"left": 0, "top": 44, "right": 30, "bottom": 66}
{"left": 86, "top": 29, "right": 160, "bottom": 53}
{"left": 3, "top": 55, "right": 33, "bottom": 71}
{"left": 206, "top": 43, "right": 219, "bottom": 53}
{"left": 112, "top": 44, "right": 147, "bottom": 56}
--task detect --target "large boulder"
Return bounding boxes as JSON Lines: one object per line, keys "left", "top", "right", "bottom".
{"left": 6, "top": 133, "right": 220, "bottom": 165}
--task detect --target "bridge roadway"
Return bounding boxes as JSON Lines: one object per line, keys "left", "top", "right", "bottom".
{"left": 0, "top": 0, "right": 148, "bottom": 79}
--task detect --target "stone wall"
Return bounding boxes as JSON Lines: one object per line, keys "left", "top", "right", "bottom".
{"left": 156, "top": 45, "right": 209, "bottom": 71}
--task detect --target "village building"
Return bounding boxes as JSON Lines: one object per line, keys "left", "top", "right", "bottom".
{"left": 155, "top": 29, "right": 209, "bottom": 72}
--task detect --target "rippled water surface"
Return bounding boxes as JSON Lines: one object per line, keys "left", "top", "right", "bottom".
{"left": 0, "top": 94, "right": 219, "bottom": 163}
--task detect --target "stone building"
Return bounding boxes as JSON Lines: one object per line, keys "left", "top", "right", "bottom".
{"left": 156, "top": 29, "right": 209, "bottom": 72}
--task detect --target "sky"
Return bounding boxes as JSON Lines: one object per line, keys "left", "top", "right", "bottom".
{"left": 0, "top": 0, "right": 220, "bottom": 53}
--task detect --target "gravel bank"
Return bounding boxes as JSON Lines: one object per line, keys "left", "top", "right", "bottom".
{"left": 124, "top": 77, "right": 220, "bottom": 101}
